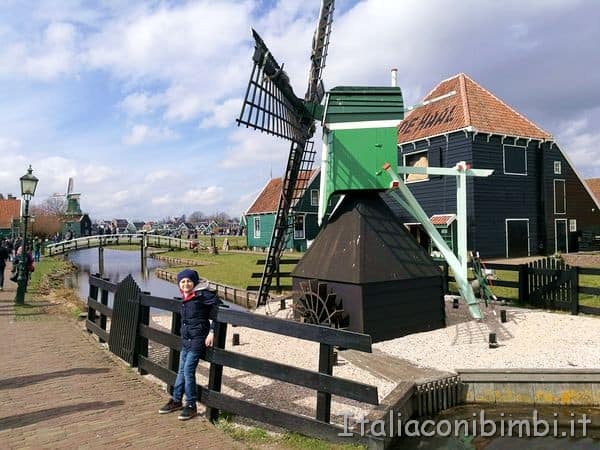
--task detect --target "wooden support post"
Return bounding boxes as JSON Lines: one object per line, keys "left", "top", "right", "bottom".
{"left": 136, "top": 292, "right": 150, "bottom": 373}
{"left": 87, "top": 273, "right": 100, "bottom": 331}
{"left": 316, "top": 343, "right": 333, "bottom": 423}
{"left": 168, "top": 309, "right": 181, "bottom": 396}
{"left": 570, "top": 266, "right": 579, "bottom": 315}
{"left": 206, "top": 320, "right": 227, "bottom": 423}
{"left": 98, "top": 246, "right": 104, "bottom": 276}
{"left": 518, "top": 264, "right": 529, "bottom": 304}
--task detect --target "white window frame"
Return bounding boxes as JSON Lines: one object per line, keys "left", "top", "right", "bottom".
{"left": 253, "top": 217, "right": 260, "bottom": 239}
{"left": 403, "top": 149, "right": 429, "bottom": 183}
{"left": 505, "top": 218, "right": 530, "bottom": 258}
{"left": 555, "top": 218, "right": 569, "bottom": 254}
{"left": 293, "top": 214, "right": 305, "bottom": 240}
{"left": 553, "top": 179, "right": 566, "bottom": 214}
{"left": 310, "top": 189, "right": 319, "bottom": 206}
{"left": 554, "top": 160, "right": 562, "bottom": 175}
{"left": 569, "top": 219, "right": 577, "bottom": 232}
{"left": 503, "top": 145, "right": 528, "bottom": 176}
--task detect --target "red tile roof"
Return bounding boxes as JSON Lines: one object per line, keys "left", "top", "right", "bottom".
{"left": 430, "top": 214, "right": 456, "bottom": 226}
{"left": 246, "top": 170, "right": 317, "bottom": 214}
{"left": 398, "top": 73, "right": 552, "bottom": 144}
{"left": 586, "top": 178, "right": 600, "bottom": 203}
{"left": 0, "top": 198, "right": 21, "bottom": 228}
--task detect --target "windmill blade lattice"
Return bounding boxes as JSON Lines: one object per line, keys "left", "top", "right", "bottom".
{"left": 237, "top": 30, "right": 308, "bottom": 143}
{"left": 305, "top": 0, "right": 334, "bottom": 104}
{"left": 237, "top": 0, "right": 335, "bottom": 306}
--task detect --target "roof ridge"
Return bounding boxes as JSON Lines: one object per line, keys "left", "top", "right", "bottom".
{"left": 463, "top": 74, "right": 552, "bottom": 139}
{"left": 458, "top": 74, "right": 471, "bottom": 125}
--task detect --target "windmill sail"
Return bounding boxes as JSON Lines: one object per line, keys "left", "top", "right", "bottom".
{"left": 237, "top": 0, "right": 335, "bottom": 306}
{"left": 237, "top": 30, "right": 308, "bottom": 143}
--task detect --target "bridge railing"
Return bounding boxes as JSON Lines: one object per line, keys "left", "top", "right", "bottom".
{"left": 44, "top": 234, "right": 195, "bottom": 256}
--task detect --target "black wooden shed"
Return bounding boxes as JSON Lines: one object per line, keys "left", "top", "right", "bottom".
{"left": 291, "top": 192, "right": 445, "bottom": 342}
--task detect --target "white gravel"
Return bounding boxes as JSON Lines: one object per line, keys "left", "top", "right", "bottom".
{"left": 376, "top": 297, "right": 600, "bottom": 371}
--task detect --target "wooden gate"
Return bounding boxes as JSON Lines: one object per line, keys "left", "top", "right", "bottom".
{"left": 527, "top": 257, "right": 577, "bottom": 312}
{"left": 108, "top": 275, "right": 142, "bottom": 365}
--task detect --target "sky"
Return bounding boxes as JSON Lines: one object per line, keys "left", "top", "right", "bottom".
{"left": 1, "top": 0, "right": 599, "bottom": 221}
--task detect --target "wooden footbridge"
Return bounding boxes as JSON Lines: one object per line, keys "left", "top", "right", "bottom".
{"left": 44, "top": 234, "right": 195, "bottom": 256}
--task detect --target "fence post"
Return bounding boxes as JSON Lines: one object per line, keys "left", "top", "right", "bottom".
{"left": 206, "top": 320, "right": 227, "bottom": 423}
{"left": 136, "top": 291, "right": 150, "bottom": 373}
{"left": 518, "top": 264, "right": 529, "bottom": 304}
{"left": 168, "top": 303, "right": 181, "bottom": 396}
{"left": 571, "top": 266, "right": 580, "bottom": 315}
{"left": 316, "top": 343, "right": 333, "bottom": 423}
{"left": 87, "top": 273, "right": 100, "bottom": 331}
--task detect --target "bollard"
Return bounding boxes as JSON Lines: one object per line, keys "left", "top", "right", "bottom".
{"left": 453, "top": 298, "right": 459, "bottom": 309}
{"left": 489, "top": 333, "right": 499, "bottom": 349}
{"left": 500, "top": 309, "right": 507, "bottom": 323}
{"left": 280, "top": 299, "right": 286, "bottom": 310}
{"left": 232, "top": 333, "right": 240, "bottom": 346}
{"left": 330, "top": 350, "right": 338, "bottom": 366}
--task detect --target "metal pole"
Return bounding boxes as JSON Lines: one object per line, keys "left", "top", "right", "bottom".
{"left": 14, "top": 199, "right": 30, "bottom": 305}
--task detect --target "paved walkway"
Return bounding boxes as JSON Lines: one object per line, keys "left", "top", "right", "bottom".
{"left": 0, "top": 273, "right": 243, "bottom": 449}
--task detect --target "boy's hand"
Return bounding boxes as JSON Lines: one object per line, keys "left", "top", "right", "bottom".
{"left": 205, "top": 332, "right": 214, "bottom": 347}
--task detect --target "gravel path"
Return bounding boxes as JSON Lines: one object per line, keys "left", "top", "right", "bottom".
{"left": 376, "top": 297, "right": 600, "bottom": 371}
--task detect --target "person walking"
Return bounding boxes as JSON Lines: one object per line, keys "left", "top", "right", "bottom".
{"left": 0, "top": 242, "right": 9, "bottom": 291}
{"left": 158, "top": 269, "right": 218, "bottom": 420}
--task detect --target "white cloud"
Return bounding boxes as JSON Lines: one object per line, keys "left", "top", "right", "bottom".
{"left": 199, "top": 98, "right": 241, "bottom": 129}
{"left": 120, "top": 92, "right": 164, "bottom": 116}
{"left": 220, "top": 128, "right": 289, "bottom": 169}
{"left": 123, "top": 124, "right": 177, "bottom": 146}
{"left": 144, "top": 170, "right": 172, "bottom": 183}
{"left": 556, "top": 116, "right": 600, "bottom": 177}
{"left": 182, "top": 186, "right": 224, "bottom": 206}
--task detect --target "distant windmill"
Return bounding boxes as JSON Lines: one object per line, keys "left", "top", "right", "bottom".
{"left": 53, "top": 177, "right": 82, "bottom": 216}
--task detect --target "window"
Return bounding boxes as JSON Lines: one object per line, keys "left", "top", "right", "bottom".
{"left": 293, "top": 215, "right": 305, "bottom": 239}
{"left": 554, "top": 179, "right": 566, "bottom": 214}
{"left": 569, "top": 219, "right": 577, "bottom": 232}
{"left": 404, "top": 150, "right": 429, "bottom": 182}
{"left": 253, "top": 217, "right": 260, "bottom": 238}
{"left": 310, "top": 189, "right": 319, "bottom": 206}
{"left": 503, "top": 145, "right": 527, "bottom": 175}
{"left": 554, "top": 161, "right": 562, "bottom": 175}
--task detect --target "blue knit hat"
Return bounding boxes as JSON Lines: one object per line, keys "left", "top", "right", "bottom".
{"left": 176, "top": 269, "right": 200, "bottom": 286}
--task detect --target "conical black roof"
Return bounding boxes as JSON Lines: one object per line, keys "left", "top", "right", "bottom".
{"left": 292, "top": 192, "right": 441, "bottom": 284}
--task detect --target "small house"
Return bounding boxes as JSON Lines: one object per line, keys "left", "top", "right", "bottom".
{"left": 245, "top": 169, "right": 322, "bottom": 252}
{"left": 0, "top": 196, "right": 21, "bottom": 240}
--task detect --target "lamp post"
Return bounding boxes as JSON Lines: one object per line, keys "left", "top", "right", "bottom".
{"left": 15, "top": 165, "right": 39, "bottom": 305}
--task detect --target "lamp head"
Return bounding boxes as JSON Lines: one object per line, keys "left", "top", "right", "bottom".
{"left": 20, "top": 165, "right": 39, "bottom": 200}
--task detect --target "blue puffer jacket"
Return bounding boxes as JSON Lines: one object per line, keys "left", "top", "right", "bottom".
{"left": 180, "top": 287, "right": 218, "bottom": 354}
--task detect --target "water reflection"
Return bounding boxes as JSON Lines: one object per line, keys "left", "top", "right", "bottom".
{"left": 67, "top": 248, "right": 180, "bottom": 302}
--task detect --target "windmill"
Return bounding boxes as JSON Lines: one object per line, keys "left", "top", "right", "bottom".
{"left": 238, "top": 1, "right": 491, "bottom": 321}
{"left": 237, "top": 0, "right": 334, "bottom": 306}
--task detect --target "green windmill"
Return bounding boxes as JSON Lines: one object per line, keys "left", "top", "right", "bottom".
{"left": 237, "top": 1, "right": 490, "bottom": 319}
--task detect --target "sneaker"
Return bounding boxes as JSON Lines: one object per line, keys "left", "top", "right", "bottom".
{"left": 178, "top": 404, "right": 197, "bottom": 421}
{"left": 158, "top": 399, "right": 182, "bottom": 414}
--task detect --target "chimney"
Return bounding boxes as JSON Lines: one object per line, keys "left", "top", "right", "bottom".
{"left": 391, "top": 68, "right": 398, "bottom": 87}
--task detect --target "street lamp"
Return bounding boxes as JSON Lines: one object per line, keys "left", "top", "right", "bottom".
{"left": 15, "top": 165, "right": 39, "bottom": 305}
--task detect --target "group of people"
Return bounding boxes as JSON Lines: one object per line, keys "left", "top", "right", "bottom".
{"left": 0, "top": 238, "right": 35, "bottom": 291}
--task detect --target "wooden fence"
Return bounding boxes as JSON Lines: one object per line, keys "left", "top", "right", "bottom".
{"left": 443, "top": 257, "right": 600, "bottom": 316}
{"left": 86, "top": 274, "right": 380, "bottom": 445}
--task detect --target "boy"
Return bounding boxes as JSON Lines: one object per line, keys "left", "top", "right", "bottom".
{"left": 159, "top": 269, "right": 218, "bottom": 420}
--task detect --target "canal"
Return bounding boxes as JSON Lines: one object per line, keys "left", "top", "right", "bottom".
{"left": 67, "top": 248, "right": 178, "bottom": 305}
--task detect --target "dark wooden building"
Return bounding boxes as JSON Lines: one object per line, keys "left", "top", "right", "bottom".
{"left": 391, "top": 73, "right": 600, "bottom": 258}
{"left": 292, "top": 192, "right": 445, "bottom": 342}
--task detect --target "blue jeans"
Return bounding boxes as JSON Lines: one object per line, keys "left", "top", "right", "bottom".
{"left": 172, "top": 348, "right": 202, "bottom": 405}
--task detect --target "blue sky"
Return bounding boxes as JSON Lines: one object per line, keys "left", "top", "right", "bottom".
{"left": 1, "top": 0, "right": 599, "bottom": 221}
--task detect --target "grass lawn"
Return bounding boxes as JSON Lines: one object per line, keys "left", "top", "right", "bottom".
{"left": 164, "top": 249, "right": 302, "bottom": 290}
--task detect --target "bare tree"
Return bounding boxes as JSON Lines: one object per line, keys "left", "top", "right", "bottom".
{"left": 35, "top": 196, "right": 67, "bottom": 216}
{"left": 188, "top": 210, "right": 206, "bottom": 224}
